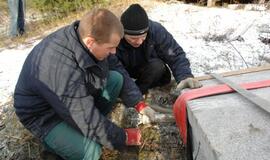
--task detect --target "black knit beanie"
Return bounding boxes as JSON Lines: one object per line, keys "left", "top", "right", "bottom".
{"left": 121, "top": 4, "right": 149, "bottom": 35}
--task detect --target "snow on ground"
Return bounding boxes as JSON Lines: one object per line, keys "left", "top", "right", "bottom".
{"left": 0, "top": 2, "right": 270, "bottom": 111}
{"left": 0, "top": 41, "right": 40, "bottom": 105}
{"left": 148, "top": 3, "right": 270, "bottom": 75}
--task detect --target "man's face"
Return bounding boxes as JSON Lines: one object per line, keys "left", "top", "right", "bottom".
{"left": 124, "top": 33, "right": 147, "bottom": 48}
{"left": 86, "top": 33, "right": 121, "bottom": 60}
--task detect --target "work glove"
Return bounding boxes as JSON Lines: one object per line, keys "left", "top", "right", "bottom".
{"left": 135, "top": 101, "right": 157, "bottom": 123}
{"left": 176, "top": 77, "right": 202, "bottom": 90}
{"left": 125, "top": 128, "right": 142, "bottom": 145}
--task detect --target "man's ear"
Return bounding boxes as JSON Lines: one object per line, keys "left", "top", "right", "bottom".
{"left": 84, "top": 36, "right": 95, "bottom": 49}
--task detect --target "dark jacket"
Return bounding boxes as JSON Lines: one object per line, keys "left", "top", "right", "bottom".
{"left": 14, "top": 21, "right": 138, "bottom": 150}
{"left": 116, "top": 20, "right": 193, "bottom": 83}
{"left": 108, "top": 55, "right": 143, "bottom": 107}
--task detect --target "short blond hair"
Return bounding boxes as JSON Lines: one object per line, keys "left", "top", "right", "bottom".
{"left": 79, "top": 8, "right": 124, "bottom": 43}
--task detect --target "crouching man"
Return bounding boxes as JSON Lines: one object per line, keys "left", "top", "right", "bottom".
{"left": 116, "top": 4, "right": 202, "bottom": 94}
{"left": 14, "top": 9, "right": 142, "bottom": 160}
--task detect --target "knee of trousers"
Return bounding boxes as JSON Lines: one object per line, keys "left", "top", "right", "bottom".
{"left": 146, "top": 59, "right": 167, "bottom": 75}
{"left": 108, "top": 70, "right": 124, "bottom": 88}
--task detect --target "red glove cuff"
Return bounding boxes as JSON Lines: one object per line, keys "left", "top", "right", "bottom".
{"left": 125, "top": 128, "right": 141, "bottom": 146}
{"left": 135, "top": 101, "right": 147, "bottom": 112}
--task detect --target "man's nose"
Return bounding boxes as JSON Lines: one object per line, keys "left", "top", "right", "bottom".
{"left": 136, "top": 38, "right": 144, "bottom": 45}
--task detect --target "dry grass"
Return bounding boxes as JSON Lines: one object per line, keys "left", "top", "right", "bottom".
{"left": 0, "top": 0, "right": 161, "bottom": 49}
{"left": 101, "top": 82, "right": 186, "bottom": 160}
{"left": 0, "top": 97, "right": 43, "bottom": 160}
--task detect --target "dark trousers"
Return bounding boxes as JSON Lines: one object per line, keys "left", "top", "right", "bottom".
{"left": 18, "top": 0, "right": 25, "bottom": 34}
{"left": 135, "top": 58, "right": 171, "bottom": 94}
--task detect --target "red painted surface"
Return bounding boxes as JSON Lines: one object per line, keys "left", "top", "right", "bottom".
{"left": 173, "top": 79, "right": 270, "bottom": 145}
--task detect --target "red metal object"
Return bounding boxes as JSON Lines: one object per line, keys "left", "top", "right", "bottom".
{"left": 173, "top": 79, "right": 270, "bottom": 145}
{"left": 135, "top": 101, "right": 147, "bottom": 112}
{"left": 125, "top": 128, "right": 142, "bottom": 146}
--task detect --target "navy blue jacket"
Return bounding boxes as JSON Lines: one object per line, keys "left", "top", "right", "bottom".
{"left": 116, "top": 20, "right": 193, "bottom": 83}
{"left": 108, "top": 55, "right": 143, "bottom": 107}
{"left": 14, "top": 21, "right": 142, "bottom": 150}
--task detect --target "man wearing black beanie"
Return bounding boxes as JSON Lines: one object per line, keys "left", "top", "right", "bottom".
{"left": 115, "top": 3, "right": 202, "bottom": 94}
{"left": 108, "top": 4, "right": 202, "bottom": 122}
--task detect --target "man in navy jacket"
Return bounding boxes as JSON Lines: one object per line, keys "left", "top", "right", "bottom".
{"left": 116, "top": 4, "right": 202, "bottom": 95}
{"left": 14, "top": 9, "right": 143, "bottom": 159}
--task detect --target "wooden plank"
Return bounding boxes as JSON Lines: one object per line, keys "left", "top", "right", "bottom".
{"left": 195, "top": 65, "right": 270, "bottom": 81}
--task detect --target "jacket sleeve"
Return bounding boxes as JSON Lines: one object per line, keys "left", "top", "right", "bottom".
{"left": 108, "top": 55, "right": 143, "bottom": 107}
{"left": 151, "top": 21, "right": 193, "bottom": 83}
{"left": 34, "top": 55, "right": 126, "bottom": 150}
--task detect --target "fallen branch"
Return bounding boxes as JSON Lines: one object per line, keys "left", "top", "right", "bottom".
{"left": 139, "top": 139, "right": 147, "bottom": 152}
{"left": 229, "top": 19, "right": 256, "bottom": 42}
{"left": 226, "top": 39, "right": 249, "bottom": 68}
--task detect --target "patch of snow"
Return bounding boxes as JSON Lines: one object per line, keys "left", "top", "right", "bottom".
{"left": 148, "top": 3, "right": 270, "bottom": 75}
{"left": 0, "top": 41, "right": 40, "bottom": 106}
